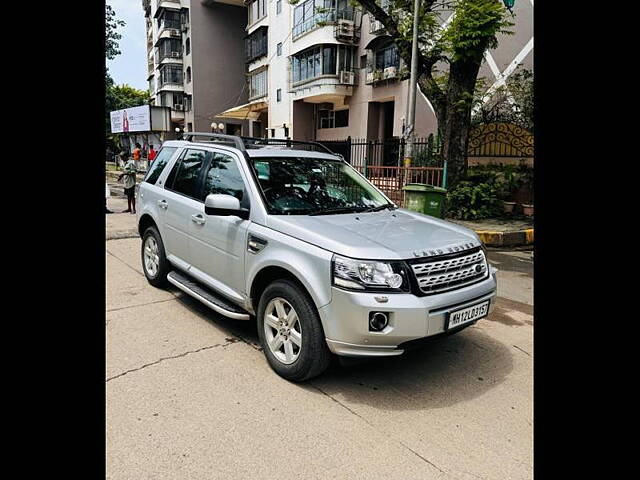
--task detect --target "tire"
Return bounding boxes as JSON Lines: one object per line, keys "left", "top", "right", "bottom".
{"left": 257, "top": 279, "right": 332, "bottom": 382}
{"left": 141, "top": 226, "right": 170, "bottom": 288}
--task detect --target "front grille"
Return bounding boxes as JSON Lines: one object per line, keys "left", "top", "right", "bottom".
{"left": 410, "top": 248, "right": 488, "bottom": 295}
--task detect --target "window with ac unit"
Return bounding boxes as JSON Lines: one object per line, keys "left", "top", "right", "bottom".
{"left": 292, "top": 0, "right": 355, "bottom": 38}
{"left": 291, "top": 44, "right": 355, "bottom": 84}
{"left": 157, "top": 38, "right": 182, "bottom": 61}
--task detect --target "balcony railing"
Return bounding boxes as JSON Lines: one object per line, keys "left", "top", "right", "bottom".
{"left": 293, "top": 8, "right": 357, "bottom": 38}
{"left": 365, "top": 64, "right": 400, "bottom": 85}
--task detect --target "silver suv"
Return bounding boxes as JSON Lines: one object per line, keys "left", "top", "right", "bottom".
{"left": 137, "top": 134, "right": 497, "bottom": 381}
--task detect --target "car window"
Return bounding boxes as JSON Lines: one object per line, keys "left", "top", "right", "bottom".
{"left": 167, "top": 149, "right": 208, "bottom": 199}
{"left": 143, "top": 147, "right": 177, "bottom": 185}
{"left": 202, "top": 152, "right": 248, "bottom": 208}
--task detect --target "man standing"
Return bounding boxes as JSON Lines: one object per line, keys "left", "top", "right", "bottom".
{"left": 119, "top": 154, "right": 137, "bottom": 214}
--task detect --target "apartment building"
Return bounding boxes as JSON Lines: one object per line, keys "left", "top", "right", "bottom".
{"left": 143, "top": 0, "right": 248, "bottom": 134}
{"left": 218, "top": 0, "right": 533, "bottom": 148}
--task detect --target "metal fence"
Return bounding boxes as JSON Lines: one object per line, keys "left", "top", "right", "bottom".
{"left": 318, "top": 137, "right": 444, "bottom": 207}
{"left": 319, "top": 137, "right": 443, "bottom": 169}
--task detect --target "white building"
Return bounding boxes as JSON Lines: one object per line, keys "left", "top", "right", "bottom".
{"left": 217, "top": 0, "right": 533, "bottom": 147}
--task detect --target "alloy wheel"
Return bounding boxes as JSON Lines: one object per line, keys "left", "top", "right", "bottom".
{"left": 143, "top": 236, "right": 160, "bottom": 278}
{"left": 263, "top": 297, "right": 302, "bottom": 365}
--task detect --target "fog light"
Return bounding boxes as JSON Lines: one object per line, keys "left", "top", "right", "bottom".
{"left": 369, "top": 312, "right": 389, "bottom": 331}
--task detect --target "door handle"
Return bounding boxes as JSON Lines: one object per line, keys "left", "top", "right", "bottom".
{"left": 157, "top": 200, "right": 168, "bottom": 209}
{"left": 191, "top": 214, "right": 206, "bottom": 225}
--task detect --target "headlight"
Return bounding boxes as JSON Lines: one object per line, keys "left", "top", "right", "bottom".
{"left": 332, "top": 255, "right": 410, "bottom": 292}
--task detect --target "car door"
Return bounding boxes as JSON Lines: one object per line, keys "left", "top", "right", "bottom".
{"left": 160, "top": 148, "right": 210, "bottom": 267}
{"left": 188, "top": 150, "right": 251, "bottom": 297}
{"left": 138, "top": 145, "right": 179, "bottom": 230}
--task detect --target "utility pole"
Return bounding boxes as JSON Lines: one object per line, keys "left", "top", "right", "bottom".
{"left": 403, "top": 0, "right": 420, "bottom": 184}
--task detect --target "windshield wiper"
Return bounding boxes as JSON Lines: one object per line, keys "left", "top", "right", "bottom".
{"left": 362, "top": 203, "right": 396, "bottom": 213}
{"left": 308, "top": 206, "right": 368, "bottom": 216}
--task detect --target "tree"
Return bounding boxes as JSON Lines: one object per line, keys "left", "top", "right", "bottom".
{"left": 106, "top": 4, "right": 125, "bottom": 61}
{"left": 353, "top": 0, "right": 513, "bottom": 186}
{"left": 472, "top": 67, "right": 534, "bottom": 131}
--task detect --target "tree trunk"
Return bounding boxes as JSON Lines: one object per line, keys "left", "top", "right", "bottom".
{"left": 441, "top": 57, "right": 484, "bottom": 187}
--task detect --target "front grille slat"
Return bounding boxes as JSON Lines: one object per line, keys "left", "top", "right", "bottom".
{"left": 410, "top": 249, "right": 488, "bottom": 294}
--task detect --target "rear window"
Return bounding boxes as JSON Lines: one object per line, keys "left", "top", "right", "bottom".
{"left": 143, "top": 147, "right": 177, "bottom": 185}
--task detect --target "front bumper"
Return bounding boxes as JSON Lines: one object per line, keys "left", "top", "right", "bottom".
{"left": 318, "top": 268, "right": 498, "bottom": 357}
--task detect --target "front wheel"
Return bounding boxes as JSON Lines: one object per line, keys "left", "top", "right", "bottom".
{"left": 141, "top": 226, "right": 169, "bottom": 288}
{"left": 257, "top": 280, "right": 332, "bottom": 382}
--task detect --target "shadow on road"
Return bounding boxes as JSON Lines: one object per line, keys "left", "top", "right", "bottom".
{"left": 172, "top": 290, "right": 514, "bottom": 411}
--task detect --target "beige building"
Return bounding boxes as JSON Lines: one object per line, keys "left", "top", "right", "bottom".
{"left": 217, "top": 0, "right": 532, "bottom": 149}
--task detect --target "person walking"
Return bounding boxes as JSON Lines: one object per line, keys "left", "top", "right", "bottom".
{"left": 118, "top": 153, "right": 137, "bottom": 214}
{"left": 148, "top": 144, "right": 157, "bottom": 163}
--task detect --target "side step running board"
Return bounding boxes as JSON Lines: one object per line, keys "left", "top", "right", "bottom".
{"left": 167, "top": 270, "right": 250, "bottom": 320}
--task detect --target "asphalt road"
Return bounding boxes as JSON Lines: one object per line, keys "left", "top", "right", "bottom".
{"left": 106, "top": 217, "right": 533, "bottom": 479}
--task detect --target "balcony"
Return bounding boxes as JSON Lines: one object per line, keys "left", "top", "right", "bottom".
{"left": 289, "top": 70, "right": 357, "bottom": 106}
{"left": 365, "top": 65, "right": 401, "bottom": 85}
{"left": 292, "top": 7, "right": 359, "bottom": 40}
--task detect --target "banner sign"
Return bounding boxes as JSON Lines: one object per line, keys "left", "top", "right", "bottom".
{"left": 110, "top": 105, "right": 151, "bottom": 133}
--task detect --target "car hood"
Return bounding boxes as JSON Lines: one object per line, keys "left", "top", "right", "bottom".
{"left": 265, "top": 208, "right": 481, "bottom": 260}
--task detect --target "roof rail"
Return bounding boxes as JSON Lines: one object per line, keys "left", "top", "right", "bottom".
{"left": 241, "top": 136, "right": 335, "bottom": 155}
{"left": 180, "top": 132, "right": 337, "bottom": 156}
{"left": 180, "top": 132, "right": 246, "bottom": 151}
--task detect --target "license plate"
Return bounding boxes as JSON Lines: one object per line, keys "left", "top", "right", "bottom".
{"left": 446, "top": 300, "right": 490, "bottom": 330}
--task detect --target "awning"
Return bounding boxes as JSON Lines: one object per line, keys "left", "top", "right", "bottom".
{"left": 217, "top": 99, "right": 268, "bottom": 121}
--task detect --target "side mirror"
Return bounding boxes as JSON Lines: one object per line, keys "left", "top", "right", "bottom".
{"left": 204, "top": 194, "right": 249, "bottom": 220}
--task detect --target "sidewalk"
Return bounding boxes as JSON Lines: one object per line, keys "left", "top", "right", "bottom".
{"left": 447, "top": 217, "right": 534, "bottom": 247}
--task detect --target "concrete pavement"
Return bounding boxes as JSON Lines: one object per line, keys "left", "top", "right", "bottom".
{"left": 106, "top": 233, "right": 533, "bottom": 479}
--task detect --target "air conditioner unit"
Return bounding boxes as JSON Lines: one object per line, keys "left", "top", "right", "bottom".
{"left": 366, "top": 72, "right": 375, "bottom": 84}
{"left": 336, "top": 20, "right": 354, "bottom": 38}
{"left": 170, "top": 51, "right": 181, "bottom": 58}
{"left": 383, "top": 66, "right": 397, "bottom": 79}
{"left": 173, "top": 104, "right": 184, "bottom": 111}
{"left": 369, "top": 19, "right": 384, "bottom": 34}
{"left": 339, "top": 70, "right": 355, "bottom": 85}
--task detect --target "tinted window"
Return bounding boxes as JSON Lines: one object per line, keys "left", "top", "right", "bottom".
{"left": 144, "top": 147, "right": 177, "bottom": 185}
{"left": 202, "top": 152, "right": 248, "bottom": 208}
{"left": 168, "top": 149, "right": 207, "bottom": 199}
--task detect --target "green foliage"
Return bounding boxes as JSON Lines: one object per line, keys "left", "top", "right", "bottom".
{"left": 445, "top": 180, "right": 503, "bottom": 220}
{"left": 445, "top": 163, "right": 533, "bottom": 219}
{"left": 473, "top": 67, "right": 534, "bottom": 130}
{"left": 441, "top": 0, "right": 514, "bottom": 62}
{"left": 105, "top": 4, "right": 125, "bottom": 61}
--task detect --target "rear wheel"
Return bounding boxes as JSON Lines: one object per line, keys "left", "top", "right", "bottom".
{"left": 141, "top": 226, "right": 169, "bottom": 287}
{"left": 257, "top": 280, "right": 332, "bottom": 382}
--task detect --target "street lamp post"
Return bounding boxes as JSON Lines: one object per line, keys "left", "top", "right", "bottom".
{"left": 403, "top": 0, "right": 421, "bottom": 190}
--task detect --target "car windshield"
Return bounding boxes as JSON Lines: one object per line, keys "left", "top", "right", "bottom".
{"left": 249, "top": 156, "right": 393, "bottom": 215}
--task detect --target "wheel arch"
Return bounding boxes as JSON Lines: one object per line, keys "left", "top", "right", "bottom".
{"left": 249, "top": 265, "right": 320, "bottom": 315}
{"left": 138, "top": 213, "right": 158, "bottom": 238}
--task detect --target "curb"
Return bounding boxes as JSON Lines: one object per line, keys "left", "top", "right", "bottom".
{"left": 476, "top": 228, "right": 533, "bottom": 247}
